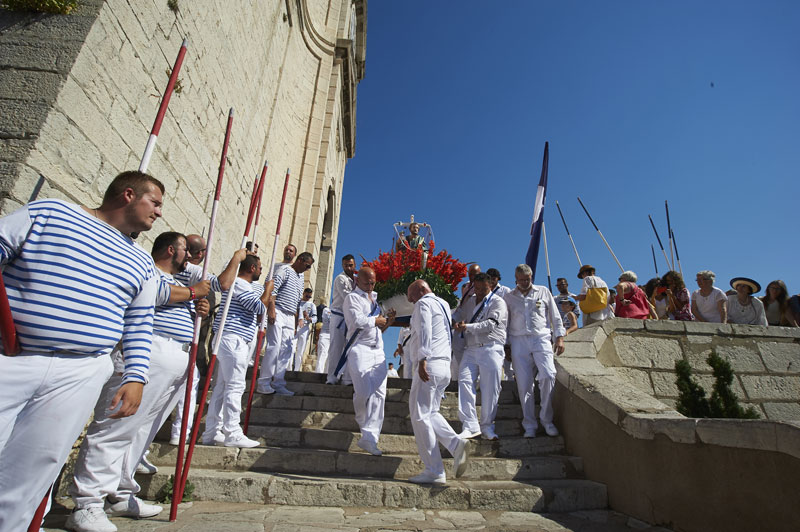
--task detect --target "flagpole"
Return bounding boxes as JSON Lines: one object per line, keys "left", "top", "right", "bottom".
{"left": 665, "top": 201, "right": 675, "bottom": 270}
{"left": 648, "top": 215, "right": 671, "bottom": 270}
{"left": 175, "top": 159, "right": 267, "bottom": 509}
{"left": 542, "top": 221, "right": 552, "bottom": 293}
{"left": 671, "top": 228, "right": 683, "bottom": 277}
{"left": 243, "top": 168, "right": 291, "bottom": 435}
{"left": 555, "top": 201, "right": 581, "bottom": 266}
{"left": 651, "top": 244, "right": 658, "bottom": 277}
{"left": 139, "top": 39, "right": 188, "bottom": 173}
{"left": 576, "top": 196, "right": 624, "bottom": 272}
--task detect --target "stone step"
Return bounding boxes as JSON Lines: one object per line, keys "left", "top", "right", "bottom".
{"left": 232, "top": 426, "right": 566, "bottom": 457}
{"left": 147, "top": 443, "right": 581, "bottom": 481}
{"left": 136, "top": 468, "right": 607, "bottom": 513}
{"left": 244, "top": 407, "right": 526, "bottom": 436}
{"left": 249, "top": 393, "right": 523, "bottom": 419}
{"left": 266, "top": 380, "right": 518, "bottom": 405}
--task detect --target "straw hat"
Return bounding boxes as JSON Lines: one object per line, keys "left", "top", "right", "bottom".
{"left": 577, "top": 265, "right": 595, "bottom": 279}
{"left": 730, "top": 277, "right": 761, "bottom": 294}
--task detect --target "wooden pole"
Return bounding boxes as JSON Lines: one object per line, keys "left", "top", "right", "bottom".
{"left": 576, "top": 197, "right": 624, "bottom": 272}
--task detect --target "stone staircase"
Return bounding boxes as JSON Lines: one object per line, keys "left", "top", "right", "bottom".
{"left": 136, "top": 371, "right": 607, "bottom": 513}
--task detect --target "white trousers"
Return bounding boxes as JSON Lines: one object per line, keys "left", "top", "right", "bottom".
{"left": 509, "top": 334, "right": 557, "bottom": 430}
{"left": 458, "top": 343, "right": 503, "bottom": 433}
{"left": 70, "top": 335, "right": 187, "bottom": 508}
{"left": 204, "top": 333, "right": 249, "bottom": 439}
{"left": 0, "top": 352, "right": 113, "bottom": 532}
{"left": 502, "top": 358, "right": 515, "bottom": 380}
{"left": 258, "top": 309, "right": 294, "bottom": 388}
{"left": 409, "top": 359, "right": 460, "bottom": 476}
{"left": 450, "top": 342, "right": 465, "bottom": 381}
{"left": 171, "top": 360, "right": 199, "bottom": 440}
{"left": 347, "top": 344, "right": 387, "bottom": 444}
{"left": 315, "top": 332, "right": 330, "bottom": 373}
{"left": 325, "top": 313, "right": 346, "bottom": 382}
{"left": 293, "top": 326, "right": 310, "bottom": 371}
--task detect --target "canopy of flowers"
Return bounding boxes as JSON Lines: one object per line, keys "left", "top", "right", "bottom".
{"left": 361, "top": 243, "right": 468, "bottom": 307}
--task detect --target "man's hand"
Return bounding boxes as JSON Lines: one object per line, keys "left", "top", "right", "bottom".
{"left": 234, "top": 248, "right": 249, "bottom": 262}
{"left": 375, "top": 315, "right": 388, "bottom": 329}
{"left": 195, "top": 298, "right": 210, "bottom": 317}
{"left": 108, "top": 382, "right": 144, "bottom": 419}
{"left": 454, "top": 321, "right": 467, "bottom": 333}
{"left": 192, "top": 280, "right": 211, "bottom": 299}
{"left": 554, "top": 336, "right": 565, "bottom": 356}
{"left": 297, "top": 319, "right": 305, "bottom": 329}
{"left": 418, "top": 359, "right": 430, "bottom": 382}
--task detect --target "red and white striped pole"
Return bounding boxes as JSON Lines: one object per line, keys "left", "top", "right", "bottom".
{"left": 139, "top": 38, "right": 188, "bottom": 173}
{"left": 0, "top": 275, "right": 19, "bottom": 356}
{"left": 168, "top": 107, "right": 234, "bottom": 521}
{"left": 175, "top": 161, "right": 268, "bottom": 506}
{"left": 243, "top": 168, "right": 291, "bottom": 434}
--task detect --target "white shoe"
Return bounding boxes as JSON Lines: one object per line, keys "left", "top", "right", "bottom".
{"left": 481, "top": 428, "right": 499, "bottom": 441}
{"left": 135, "top": 454, "right": 157, "bottom": 475}
{"left": 201, "top": 431, "right": 225, "bottom": 446}
{"left": 169, "top": 435, "right": 180, "bottom": 446}
{"left": 452, "top": 438, "right": 469, "bottom": 478}
{"left": 408, "top": 471, "right": 446, "bottom": 485}
{"left": 256, "top": 383, "right": 275, "bottom": 395}
{"left": 458, "top": 428, "right": 481, "bottom": 439}
{"left": 106, "top": 496, "right": 162, "bottom": 518}
{"left": 273, "top": 385, "right": 295, "bottom": 396}
{"left": 544, "top": 423, "right": 559, "bottom": 437}
{"left": 65, "top": 507, "right": 117, "bottom": 532}
{"left": 357, "top": 438, "right": 382, "bottom": 456}
{"left": 523, "top": 428, "right": 537, "bottom": 438}
{"left": 224, "top": 433, "right": 260, "bottom": 448}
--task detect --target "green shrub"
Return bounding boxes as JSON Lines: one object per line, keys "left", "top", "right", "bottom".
{"left": 675, "top": 352, "right": 759, "bottom": 419}
{"left": 155, "top": 474, "right": 195, "bottom": 503}
{"left": 1, "top": 0, "right": 77, "bottom": 14}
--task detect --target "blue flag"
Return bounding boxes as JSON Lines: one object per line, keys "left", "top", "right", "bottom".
{"left": 525, "top": 142, "right": 548, "bottom": 281}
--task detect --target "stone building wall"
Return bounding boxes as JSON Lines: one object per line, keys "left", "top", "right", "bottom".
{"left": 0, "top": 0, "right": 367, "bottom": 301}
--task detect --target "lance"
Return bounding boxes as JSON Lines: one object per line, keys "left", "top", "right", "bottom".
{"left": 648, "top": 215, "right": 671, "bottom": 270}
{"left": 243, "top": 169, "right": 291, "bottom": 435}
{"left": 25, "top": 486, "right": 51, "bottom": 532}
{"left": 665, "top": 201, "right": 675, "bottom": 270}
{"left": 542, "top": 221, "right": 553, "bottom": 293}
{"left": 671, "top": 228, "right": 683, "bottom": 277}
{"left": 175, "top": 161, "right": 266, "bottom": 506}
{"left": 139, "top": 38, "right": 188, "bottom": 173}
{"left": 651, "top": 244, "right": 658, "bottom": 277}
{"left": 576, "top": 196, "right": 624, "bottom": 272}
{"left": 168, "top": 108, "right": 236, "bottom": 520}
{"left": 555, "top": 200, "right": 581, "bottom": 266}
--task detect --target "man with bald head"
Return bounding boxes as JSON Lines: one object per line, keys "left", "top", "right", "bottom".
{"left": 451, "top": 263, "right": 481, "bottom": 379}
{"left": 406, "top": 280, "right": 468, "bottom": 484}
{"left": 342, "top": 267, "right": 394, "bottom": 455}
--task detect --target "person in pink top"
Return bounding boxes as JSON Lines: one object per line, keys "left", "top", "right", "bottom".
{"left": 614, "top": 271, "right": 656, "bottom": 319}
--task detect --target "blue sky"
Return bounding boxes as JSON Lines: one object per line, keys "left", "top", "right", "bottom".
{"left": 331, "top": 1, "right": 800, "bottom": 364}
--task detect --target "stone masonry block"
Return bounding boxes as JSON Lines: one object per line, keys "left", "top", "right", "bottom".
{"left": 684, "top": 321, "right": 731, "bottom": 335}
{"left": 762, "top": 402, "right": 800, "bottom": 421}
{"left": 620, "top": 413, "right": 696, "bottom": 443}
{"left": 561, "top": 341, "right": 598, "bottom": 359}
{"left": 643, "top": 319, "right": 686, "bottom": 333}
{"left": 695, "top": 419, "right": 778, "bottom": 453}
{"left": 714, "top": 345, "right": 765, "bottom": 373}
{"left": 758, "top": 342, "right": 800, "bottom": 374}
{"left": 0, "top": 70, "right": 63, "bottom": 102}
{"left": 612, "top": 335, "right": 683, "bottom": 369}
{"left": 613, "top": 367, "right": 654, "bottom": 395}
{"left": 740, "top": 375, "right": 800, "bottom": 400}
{"left": 650, "top": 371, "right": 679, "bottom": 398}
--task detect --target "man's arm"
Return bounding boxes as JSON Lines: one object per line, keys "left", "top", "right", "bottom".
{"left": 0, "top": 204, "right": 32, "bottom": 265}
{"left": 717, "top": 294, "right": 728, "bottom": 324}
{"left": 216, "top": 248, "right": 249, "bottom": 291}
{"left": 465, "top": 299, "right": 504, "bottom": 335}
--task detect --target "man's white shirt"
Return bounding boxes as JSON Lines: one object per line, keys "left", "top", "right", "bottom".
{"left": 342, "top": 286, "right": 383, "bottom": 350}
{"left": 409, "top": 293, "right": 452, "bottom": 364}
{"left": 504, "top": 285, "right": 566, "bottom": 339}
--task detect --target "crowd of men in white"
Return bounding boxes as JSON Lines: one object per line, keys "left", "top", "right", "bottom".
{"left": 0, "top": 172, "right": 569, "bottom": 532}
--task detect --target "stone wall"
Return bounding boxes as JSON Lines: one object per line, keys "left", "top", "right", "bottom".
{"left": 555, "top": 319, "right": 800, "bottom": 532}
{"left": 0, "top": 0, "right": 367, "bottom": 301}
{"left": 593, "top": 319, "right": 800, "bottom": 420}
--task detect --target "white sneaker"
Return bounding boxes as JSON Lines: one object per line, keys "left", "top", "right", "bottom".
{"left": 106, "top": 496, "right": 162, "bottom": 518}
{"left": 273, "top": 385, "right": 295, "bottom": 396}
{"left": 65, "top": 507, "right": 117, "bottom": 532}
{"left": 201, "top": 431, "right": 225, "bottom": 446}
{"left": 256, "top": 383, "right": 275, "bottom": 394}
{"left": 169, "top": 435, "right": 180, "bottom": 446}
{"left": 357, "top": 438, "right": 382, "bottom": 456}
{"left": 408, "top": 471, "right": 446, "bottom": 485}
{"left": 481, "top": 428, "right": 499, "bottom": 441}
{"left": 544, "top": 423, "right": 559, "bottom": 437}
{"left": 458, "top": 428, "right": 481, "bottom": 439}
{"left": 135, "top": 454, "right": 158, "bottom": 475}
{"left": 452, "top": 438, "right": 469, "bottom": 478}
{"left": 523, "top": 428, "right": 537, "bottom": 438}
{"left": 224, "top": 433, "right": 260, "bottom": 448}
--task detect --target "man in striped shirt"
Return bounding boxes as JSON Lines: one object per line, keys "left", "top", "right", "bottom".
{"left": 256, "top": 252, "right": 314, "bottom": 396}
{"left": 0, "top": 171, "right": 162, "bottom": 532}
{"left": 202, "top": 254, "right": 272, "bottom": 448}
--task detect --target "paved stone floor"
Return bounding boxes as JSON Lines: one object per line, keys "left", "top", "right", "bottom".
{"left": 43, "top": 499, "right": 673, "bottom": 532}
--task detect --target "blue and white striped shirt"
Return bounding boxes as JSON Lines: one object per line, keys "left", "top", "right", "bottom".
{"left": 213, "top": 277, "right": 266, "bottom": 341}
{"left": 273, "top": 265, "right": 303, "bottom": 314}
{"left": 0, "top": 199, "right": 157, "bottom": 385}
{"left": 153, "top": 269, "right": 220, "bottom": 343}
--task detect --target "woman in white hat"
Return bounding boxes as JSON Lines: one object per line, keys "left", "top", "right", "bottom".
{"left": 727, "top": 277, "right": 768, "bottom": 326}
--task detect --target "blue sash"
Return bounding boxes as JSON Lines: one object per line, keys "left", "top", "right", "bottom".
{"left": 333, "top": 299, "right": 380, "bottom": 377}
{"left": 461, "top": 292, "right": 493, "bottom": 339}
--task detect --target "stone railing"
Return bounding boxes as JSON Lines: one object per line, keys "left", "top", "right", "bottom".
{"left": 553, "top": 319, "right": 800, "bottom": 532}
